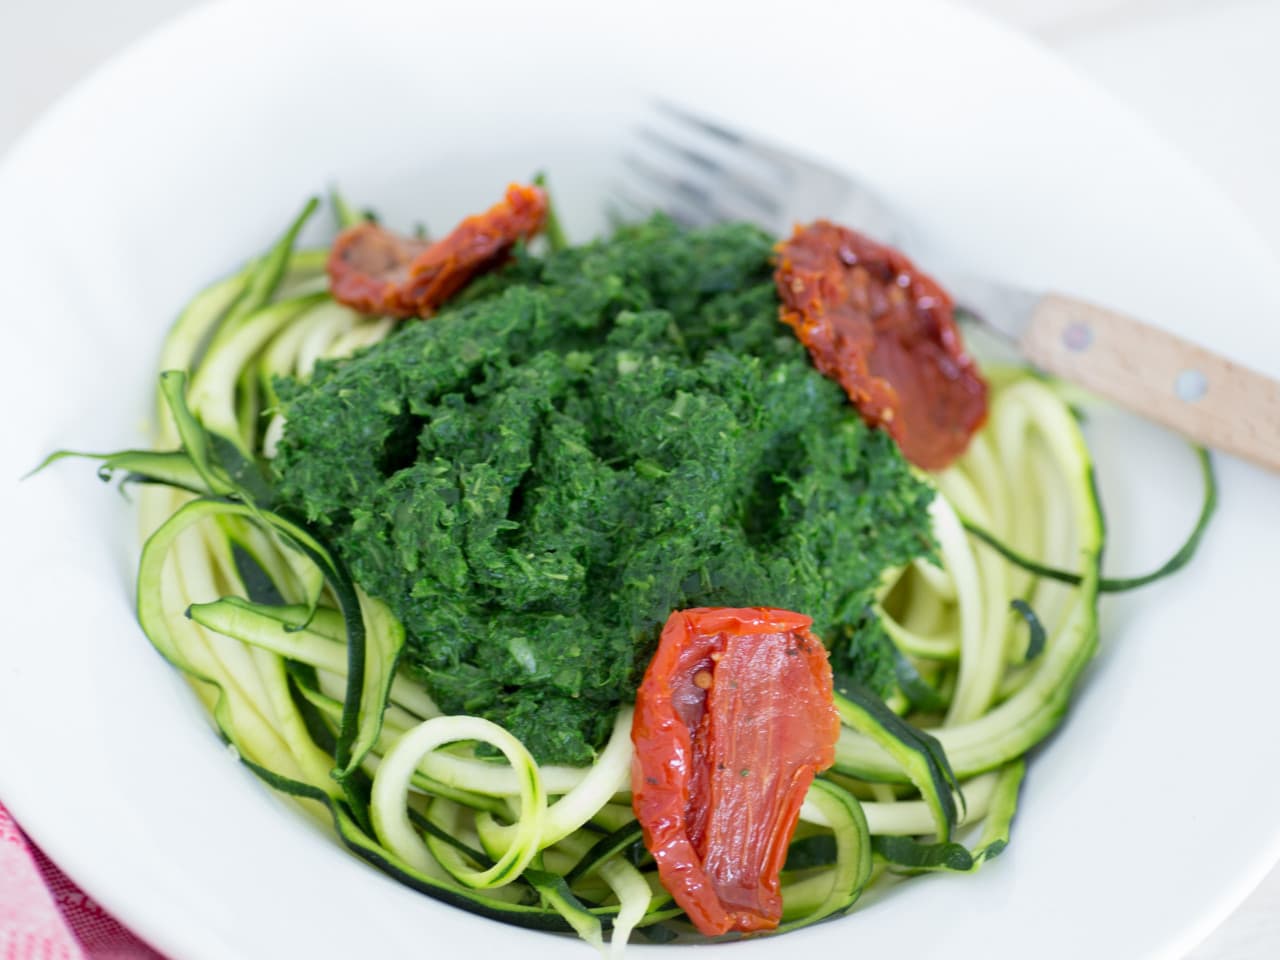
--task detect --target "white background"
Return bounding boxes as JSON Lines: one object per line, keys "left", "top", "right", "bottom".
{"left": 2, "top": 1, "right": 1278, "bottom": 957}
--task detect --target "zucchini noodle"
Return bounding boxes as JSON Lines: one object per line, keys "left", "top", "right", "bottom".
{"left": 56, "top": 196, "right": 1211, "bottom": 951}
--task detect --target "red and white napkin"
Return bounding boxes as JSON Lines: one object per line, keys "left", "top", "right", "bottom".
{"left": 0, "top": 801, "right": 163, "bottom": 960}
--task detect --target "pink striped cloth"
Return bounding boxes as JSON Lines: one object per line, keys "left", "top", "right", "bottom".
{"left": 0, "top": 801, "right": 163, "bottom": 960}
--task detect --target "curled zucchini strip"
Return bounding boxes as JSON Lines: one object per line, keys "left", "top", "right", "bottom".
{"left": 479, "top": 706, "right": 633, "bottom": 852}
{"left": 553, "top": 828, "right": 653, "bottom": 956}
{"left": 926, "top": 492, "right": 990, "bottom": 723}
{"left": 372, "top": 716, "right": 547, "bottom": 888}
{"left": 782, "top": 778, "right": 872, "bottom": 926}
{"left": 835, "top": 377, "right": 1104, "bottom": 783}
{"left": 415, "top": 751, "right": 596, "bottom": 799}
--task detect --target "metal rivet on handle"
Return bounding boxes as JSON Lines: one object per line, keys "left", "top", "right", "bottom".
{"left": 1175, "top": 368, "right": 1208, "bottom": 403}
{"left": 1062, "top": 322, "right": 1093, "bottom": 352}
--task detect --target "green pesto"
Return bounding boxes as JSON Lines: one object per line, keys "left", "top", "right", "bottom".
{"left": 272, "top": 217, "right": 934, "bottom": 764}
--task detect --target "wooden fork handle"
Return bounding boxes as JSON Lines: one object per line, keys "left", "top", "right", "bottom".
{"left": 1020, "top": 293, "right": 1280, "bottom": 472}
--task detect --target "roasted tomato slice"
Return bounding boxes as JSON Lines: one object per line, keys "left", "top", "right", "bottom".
{"left": 774, "top": 221, "right": 987, "bottom": 470}
{"left": 631, "top": 607, "right": 841, "bottom": 936}
{"left": 327, "top": 223, "right": 432, "bottom": 319}
{"left": 328, "top": 183, "right": 547, "bottom": 318}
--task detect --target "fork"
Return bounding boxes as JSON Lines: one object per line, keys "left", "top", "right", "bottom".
{"left": 615, "top": 102, "right": 1280, "bottom": 474}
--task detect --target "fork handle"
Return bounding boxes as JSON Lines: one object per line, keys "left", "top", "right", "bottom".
{"left": 1021, "top": 293, "right": 1280, "bottom": 472}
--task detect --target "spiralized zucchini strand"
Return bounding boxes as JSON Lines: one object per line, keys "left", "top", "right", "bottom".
{"left": 372, "top": 715, "right": 546, "bottom": 888}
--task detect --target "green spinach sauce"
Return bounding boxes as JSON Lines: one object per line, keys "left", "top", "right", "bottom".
{"left": 273, "top": 217, "right": 933, "bottom": 764}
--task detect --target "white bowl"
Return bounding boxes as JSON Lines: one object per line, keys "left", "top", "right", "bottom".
{"left": 2, "top": 1, "right": 1279, "bottom": 957}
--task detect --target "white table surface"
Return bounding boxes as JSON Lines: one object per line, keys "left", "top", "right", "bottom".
{"left": 2, "top": 1, "right": 1278, "bottom": 957}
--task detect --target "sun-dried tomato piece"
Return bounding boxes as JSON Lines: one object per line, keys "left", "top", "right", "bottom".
{"left": 775, "top": 222, "right": 987, "bottom": 469}
{"left": 327, "top": 183, "right": 547, "bottom": 319}
{"left": 631, "top": 607, "right": 840, "bottom": 936}
{"left": 328, "top": 223, "right": 431, "bottom": 318}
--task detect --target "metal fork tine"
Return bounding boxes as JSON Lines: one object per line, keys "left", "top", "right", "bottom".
{"left": 636, "top": 125, "right": 718, "bottom": 175}
{"left": 653, "top": 99, "right": 744, "bottom": 148}
{"left": 621, "top": 152, "right": 741, "bottom": 230}
{"left": 604, "top": 184, "right": 655, "bottom": 231}
{"left": 615, "top": 99, "right": 911, "bottom": 246}
{"left": 653, "top": 99, "right": 811, "bottom": 191}
{"left": 608, "top": 178, "right": 707, "bottom": 230}
{"left": 635, "top": 125, "right": 784, "bottom": 224}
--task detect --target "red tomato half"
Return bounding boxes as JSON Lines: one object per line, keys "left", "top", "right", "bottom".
{"left": 631, "top": 607, "right": 841, "bottom": 936}
{"left": 328, "top": 183, "right": 547, "bottom": 318}
{"left": 774, "top": 221, "right": 987, "bottom": 470}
